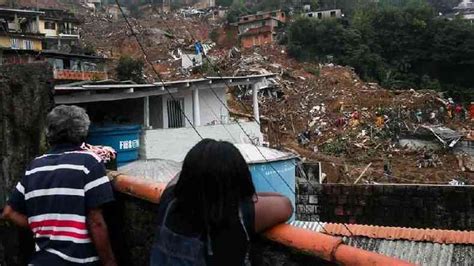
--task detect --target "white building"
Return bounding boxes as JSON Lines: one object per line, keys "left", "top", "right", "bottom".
{"left": 55, "top": 74, "right": 274, "bottom": 162}
{"left": 453, "top": 0, "right": 474, "bottom": 22}
{"left": 305, "top": 9, "right": 342, "bottom": 20}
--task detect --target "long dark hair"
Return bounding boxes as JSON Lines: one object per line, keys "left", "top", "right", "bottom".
{"left": 174, "top": 139, "right": 256, "bottom": 229}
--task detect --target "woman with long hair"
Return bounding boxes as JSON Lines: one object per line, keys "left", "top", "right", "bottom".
{"left": 150, "top": 139, "right": 293, "bottom": 266}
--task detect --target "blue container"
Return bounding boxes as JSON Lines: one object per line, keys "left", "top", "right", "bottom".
{"left": 87, "top": 124, "right": 141, "bottom": 166}
{"left": 236, "top": 144, "right": 296, "bottom": 221}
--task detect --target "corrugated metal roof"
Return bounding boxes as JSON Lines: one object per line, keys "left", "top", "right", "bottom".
{"left": 118, "top": 159, "right": 181, "bottom": 183}
{"left": 344, "top": 237, "right": 474, "bottom": 266}
{"left": 290, "top": 221, "right": 474, "bottom": 266}
{"left": 235, "top": 144, "right": 296, "bottom": 164}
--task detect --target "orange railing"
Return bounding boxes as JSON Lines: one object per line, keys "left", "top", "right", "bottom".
{"left": 53, "top": 69, "right": 108, "bottom": 81}
{"left": 108, "top": 172, "right": 414, "bottom": 266}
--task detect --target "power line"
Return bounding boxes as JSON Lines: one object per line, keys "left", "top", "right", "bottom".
{"left": 113, "top": 0, "right": 203, "bottom": 139}
{"left": 114, "top": 1, "right": 283, "bottom": 193}
{"left": 114, "top": 4, "right": 358, "bottom": 241}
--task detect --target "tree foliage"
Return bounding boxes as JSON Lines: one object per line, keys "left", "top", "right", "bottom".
{"left": 287, "top": 4, "right": 474, "bottom": 101}
{"left": 116, "top": 56, "right": 145, "bottom": 84}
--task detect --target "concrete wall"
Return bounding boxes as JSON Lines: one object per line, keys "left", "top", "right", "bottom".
{"left": 161, "top": 87, "right": 228, "bottom": 128}
{"left": 198, "top": 87, "right": 228, "bottom": 125}
{"left": 141, "top": 121, "right": 263, "bottom": 162}
{"left": 0, "top": 63, "right": 53, "bottom": 266}
{"left": 297, "top": 181, "right": 474, "bottom": 230}
{"left": 149, "top": 95, "right": 163, "bottom": 129}
{"left": 241, "top": 32, "right": 273, "bottom": 48}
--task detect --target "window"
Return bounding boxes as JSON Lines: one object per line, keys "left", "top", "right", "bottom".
{"left": 243, "top": 17, "right": 248, "bottom": 21}
{"left": 317, "top": 13, "right": 322, "bottom": 19}
{"left": 308, "top": 13, "right": 313, "bottom": 17}
{"left": 167, "top": 98, "right": 185, "bottom": 128}
{"left": 24, "top": 40, "right": 33, "bottom": 50}
{"left": 44, "top": 21, "right": 56, "bottom": 30}
{"left": 10, "top": 38, "right": 19, "bottom": 49}
{"left": 330, "top": 11, "right": 336, "bottom": 17}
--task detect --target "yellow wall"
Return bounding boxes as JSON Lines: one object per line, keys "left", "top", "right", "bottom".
{"left": 0, "top": 36, "right": 10, "bottom": 48}
{"left": 32, "top": 39, "right": 42, "bottom": 50}
{"left": 0, "top": 36, "right": 42, "bottom": 50}
{"left": 38, "top": 20, "right": 58, "bottom": 37}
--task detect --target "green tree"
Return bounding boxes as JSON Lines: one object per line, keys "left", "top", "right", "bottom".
{"left": 287, "top": 3, "right": 474, "bottom": 101}
{"left": 116, "top": 56, "right": 145, "bottom": 84}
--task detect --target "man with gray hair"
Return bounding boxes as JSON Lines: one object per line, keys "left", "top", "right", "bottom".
{"left": 2, "top": 105, "right": 117, "bottom": 265}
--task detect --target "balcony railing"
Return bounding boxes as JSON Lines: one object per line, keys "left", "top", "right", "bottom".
{"left": 53, "top": 69, "right": 108, "bottom": 81}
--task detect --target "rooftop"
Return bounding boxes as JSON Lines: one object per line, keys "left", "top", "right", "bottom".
{"left": 291, "top": 221, "right": 474, "bottom": 265}
{"left": 0, "top": 7, "right": 45, "bottom": 15}
{"left": 239, "top": 9, "right": 283, "bottom": 19}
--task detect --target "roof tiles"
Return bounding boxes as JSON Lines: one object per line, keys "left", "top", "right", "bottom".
{"left": 323, "top": 223, "right": 474, "bottom": 244}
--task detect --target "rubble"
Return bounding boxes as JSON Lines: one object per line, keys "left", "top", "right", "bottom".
{"left": 68, "top": 5, "right": 474, "bottom": 185}
{"left": 217, "top": 45, "right": 474, "bottom": 185}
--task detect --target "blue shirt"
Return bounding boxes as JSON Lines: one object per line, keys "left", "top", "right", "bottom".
{"left": 8, "top": 144, "right": 115, "bottom": 265}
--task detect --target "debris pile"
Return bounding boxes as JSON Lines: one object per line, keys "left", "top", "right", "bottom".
{"left": 214, "top": 45, "right": 474, "bottom": 185}
{"left": 75, "top": 6, "right": 473, "bottom": 185}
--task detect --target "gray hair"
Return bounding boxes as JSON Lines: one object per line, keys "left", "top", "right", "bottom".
{"left": 46, "top": 105, "right": 91, "bottom": 145}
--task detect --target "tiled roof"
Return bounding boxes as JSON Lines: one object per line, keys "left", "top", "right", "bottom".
{"left": 324, "top": 223, "right": 474, "bottom": 245}
{"left": 291, "top": 221, "right": 474, "bottom": 266}
{"left": 291, "top": 221, "right": 474, "bottom": 244}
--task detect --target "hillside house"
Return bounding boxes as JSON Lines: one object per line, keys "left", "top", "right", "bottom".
{"left": 0, "top": 7, "right": 108, "bottom": 81}
{"left": 0, "top": 7, "right": 44, "bottom": 51}
{"left": 453, "top": 0, "right": 474, "bottom": 22}
{"left": 54, "top": 74, "right": 275, "bottom": 162}
{"left": 305, "top": 8, "right": 342, "bottom": 20}
{"left": 238, "top": 10, "right": 285, "bottom": 49}
{"left": 39, "top": 8, "right": 81, "bottom": 52}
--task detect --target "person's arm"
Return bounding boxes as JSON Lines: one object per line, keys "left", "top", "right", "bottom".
{"left": 84, "top": 160, "right": 116, "bottom": 265}
{"left": 1, "top": 205, "right": 29, "bottom": 228}
{"left": 254, "top": 192, "right": 293, "bottom": 233}
{"left": 87, "top": 208, "right": 117, "bottom": 266}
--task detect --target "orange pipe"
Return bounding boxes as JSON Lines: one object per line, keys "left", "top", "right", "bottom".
{"left": 108, "top": 172, "right": 414, "bottom": 265}
{"left": 265, "top": 225, "right": 414, "bottom": 265}
{"left": 264, "top": 224, "right": 342, "bottom": 261}
{"left": 108, "top": 171, "right": 167, "bottom": 204}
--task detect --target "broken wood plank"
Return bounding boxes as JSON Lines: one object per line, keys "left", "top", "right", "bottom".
{"left": 353, "top": 163, "right": 372, "bottom": 184}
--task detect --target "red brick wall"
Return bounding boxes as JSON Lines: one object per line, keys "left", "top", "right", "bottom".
{"left": 297, "top": 182, "right": 474, "bottom": 230}
{"left": 241, "top": 32, "right": 273, "bottom": 49}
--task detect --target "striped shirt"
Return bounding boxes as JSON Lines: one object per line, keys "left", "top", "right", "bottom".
{"left": 8, "top": 144, "right": 114, "bottom": 265}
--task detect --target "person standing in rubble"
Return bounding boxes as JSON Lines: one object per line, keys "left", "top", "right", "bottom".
{"left": 415, "top": 109, "right": 423, "bottom": 123}
{"left": 1, "top": 105, "right": 117, "bottom": 266}
{"left": 383, "top": 155, "right": 393, "bottom": 180}
{"left": 455, "top": 104, "right": 463, "bottom": 121}
{"left": 150, "top": 139, "right": 292, "bottom": 265}
{"left": 375, "top": 111, "right": 384, "bottom": 128}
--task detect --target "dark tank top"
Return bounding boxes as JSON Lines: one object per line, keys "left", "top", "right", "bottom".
{"left": 154, "top": 185, "right": 255, "bottom": 266}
